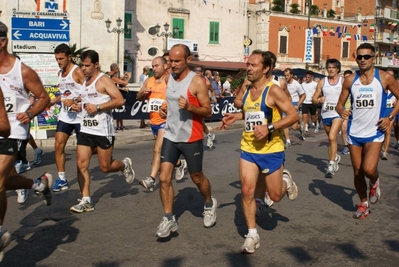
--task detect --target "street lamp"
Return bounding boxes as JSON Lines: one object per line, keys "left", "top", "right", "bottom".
{"left": 105, "top": 17, "right": 132, "bottom": 69}
{"left": 155, "top": 22, "right": 179, "bottom": 52}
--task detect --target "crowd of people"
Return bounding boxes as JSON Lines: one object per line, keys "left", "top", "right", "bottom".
{"left": 1, "top": 17, "right": 399, "bottom": 260}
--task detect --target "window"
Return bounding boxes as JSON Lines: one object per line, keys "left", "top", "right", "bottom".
{"left": 313, "top": 37, "right": 321, "bottom": 64}
{"left": 279, "top": 36, "right": 287, "bottom": 54}
{"left": 148, "top": 47, "right": 158, "bottom": 57}
{"left": 342, "top": 41, "right": 349, "bottom": 58}
{"left": 124, "top": 12, "right": 133, "bottom": 39}
{"left": 209, "top": 21, "right": 219, "bottom": 44}
{"left": 172, "top": 18, "right": 184, "bottom": 39}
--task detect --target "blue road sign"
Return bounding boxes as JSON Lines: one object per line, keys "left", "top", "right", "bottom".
{"left": 11, "top": 17, "right": 70, "bottom": 42}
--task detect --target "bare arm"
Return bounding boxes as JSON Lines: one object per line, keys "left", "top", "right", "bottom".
{"left": 312, "top": 79, "right": 325, "bottom": 105}
{"left": 382, "top": 71, "right": 399, "bottom": 124}
{"left": 0, "top": 89, "right": 10, "bottom": 137}
{"left": 179, "top": 75, "right": 211, "bottom": 118}
{"left": 136, "top": 78, "right": 151, "bottom": 101}
{"left": 18, "top": 64, "right": 50, "bottom": 124}
{"left": 234, "top": 79, "right": 250, "bottom": 109}
{"left": 112, "top": 76, "right": 129, "bottom": 87}
{"left": 279, "top": 78, "right": 292, "bottom": 102}
{"left": 336, "top": 74, "right": 353, "bottom": 120}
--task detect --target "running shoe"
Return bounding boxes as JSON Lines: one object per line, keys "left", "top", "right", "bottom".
{"left": 122, "top": 157, "right": 135, "bottom": 184}
{"left": 304, "top": 124, "right": 309, "bottom": 132}
{"left": 341, "top": 146, "right": 350, "bottom": 155}
{"left": 325, "top": 163, "right": 335, "bottom": 178}
{"left": 284, "top": 169, "right": 298, "bottom": 200}
{"left": 70, "top": 199, "right": 95, "bottom": 213}
{"left": 285, "top": 140, "right": 291, "bottom": 149}
{"left": 139, "top": 177, "right": 156, "bottom": 192}
{"left": 0, "top": 231, "right": 11, "bottom": 262}
{"left": 335, "top": 154, "right": 341, "bottom": 164}
{"left": 241, "top": 234, "right": 260, "bottom": 254}
{"left": 206, "top": 133, "right": 215, "bottom": 148}
{"left": 175, "top": 159, "right": 187, "bottom": 180}
{"left": 34, "top": 148, "right": 45, "bottom": 165}
{"left": 314, "top": 123, "right": 320, "bottom": 133}
{"left": 369, "top": 180, "right": 381, "bottom": 204}
{"left": 203, "top": 197, "right": 217, "bottom": 228}
{"left": 16, "top": 189, "right": 29, "bottom": 204}
{"left": 156, "top": 216, "right": 178, "bottom": 238}
{"left": 14, "top": 160, "right": 24, "bottom": 174}
{"left": 34, "top": 172, "right": 53, "bottom": 206}
{"left": 52, "top": 177, "right": 69, "bottom": 192}
{"left": 264, "top": 191, "right": 274, "bottom": 207}
{"left": 381, "top": 152, "right": 388, "bottom": 160}
{"left": 299, "top": 124, "right": 305, "bottom": 141}
{"left": 395, "top": 142, "right": 399, "bottom": 150}
{"left": 353, "top": 203, "right": 370, "bottom": 219}
{"left": 23, "top": 162, "right": 31, "bottom": 172}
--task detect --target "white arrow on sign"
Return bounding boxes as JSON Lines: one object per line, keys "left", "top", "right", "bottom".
{"left": 13, "top": 30, "right": 22, "bottom": 40}
{"left": 60, "top": 20, "right": 68, "bottom": 30}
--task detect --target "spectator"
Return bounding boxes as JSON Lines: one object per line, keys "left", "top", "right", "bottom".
{"left": 139, "top": 66, "right": 150, "bottom": 128}
{"left": 222, "top": 75, "right": 233, "bottom": 96}
{"left": 212, "top": 74, "right": 222, "bottom": 98}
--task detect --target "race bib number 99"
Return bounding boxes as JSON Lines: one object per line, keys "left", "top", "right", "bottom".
{"left": 245, "top": 111, "right": 265, "bottom": 132}
{"left": 354, "top": 92, "right": 375, "bottom": 109}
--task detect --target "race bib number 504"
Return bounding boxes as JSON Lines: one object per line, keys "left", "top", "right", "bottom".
{"left": 354, "top": 92, "right": 375, "bottom": 109}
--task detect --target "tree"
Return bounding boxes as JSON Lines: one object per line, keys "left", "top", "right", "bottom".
{"left": 272, "top": 0, "right": 284, "bottom": 12}
{"left": 69, "top": 43, "right": 89, "bottom": 66}
{"left": 327, "top": 8, "right": 336, "bottom": 18}
{"left": 309, "top": 4, "right": 320, "bottom": 16}
{"left": 290, "top": 3, "right": 300, "bottom": 14}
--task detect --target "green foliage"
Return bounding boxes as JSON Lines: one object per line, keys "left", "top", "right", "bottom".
{"left": 290, "top": 3, "right": 301, "bottom": 14}
{"left": 69, "top": 43, "right": 89, "bottom": 66}
{"left": 327, "top": 8, "right": 336, "bottom": 18}
{"left": 310, "top": 5, "right": 320, "bottom": 16}
{"left": 272, "top": 0, "right": 284, "bottom": 12}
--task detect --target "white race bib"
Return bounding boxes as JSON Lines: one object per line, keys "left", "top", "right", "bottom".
{"left": 147, "top": 98, "right": 165, "bottom": 113}
{"left": 353, "top": 92, "right": 376, "bottom": 109}
{"left": 4, "top": 94, "right": 17, "bottom": 113}
{"left": 244, "top": 111, "right": 266, "bottom": 132}
{"left": 83, "top": 114, "right": 99, "bottom": 127}
{"left": 324, "top": 102, "right": 336, "bottom": 111}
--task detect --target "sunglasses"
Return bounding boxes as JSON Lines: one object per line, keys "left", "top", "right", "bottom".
{"left": 356, "top": 54, "right": 373, "bottom": 60}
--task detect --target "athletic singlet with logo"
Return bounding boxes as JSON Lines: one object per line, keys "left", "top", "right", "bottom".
{"left": 80, "top": 73, "right": 114, "bottom": 137}
{"left": 241, "top": 81, "right": 284, "bottom": 154}
{"left": 164, "top": 71, "right": 203, "bottom": 142}
{"left": 146, "top": 76, "right": 166, "bottom": 126}
{"left": 321, "top": 76, "right": 342, "bottom": 119}
{"left": 348, "top": 69, "right": 386, "bottom": 138}
{"left": 58, "top": 65, "right": 82, "bottom": 123}
{"left": 0, "top": 59, "right": 30, "bottom": 140}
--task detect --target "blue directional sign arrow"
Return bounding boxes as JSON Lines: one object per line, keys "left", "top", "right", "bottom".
{"left": 12, "top": 17, "right": 70, "bottom": 31}
{"left": 12, "top": 29, "right": 69, "bottom": 42}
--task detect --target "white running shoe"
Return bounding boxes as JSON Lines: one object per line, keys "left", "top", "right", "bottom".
{"left": 203, "top": 197, "right": 217, "bottom": 228}
{"left": 16, "top": 189, "right": 29, "bottom": 204}
{"left": 122, "top": 157, "right": 135, "bottom": 184}
{"left": 241, "top": 234, "right": 260, "bottom": 254}
{"left": 264, "top": 191, "right": 274, "bottom": 207}
{"left": 175, "top": 159, "right": 187, "bottom": 180}
{"left": 284, "top": 169, "right": 298, "bottom": 200}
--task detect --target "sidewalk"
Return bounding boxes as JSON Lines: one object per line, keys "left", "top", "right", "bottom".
{"left": 35, "top": 119, "right": 242, "bottom": 148}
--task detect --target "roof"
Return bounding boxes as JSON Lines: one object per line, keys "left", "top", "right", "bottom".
{"left": 189, "top": 61, "right": 246, "bottom": 71}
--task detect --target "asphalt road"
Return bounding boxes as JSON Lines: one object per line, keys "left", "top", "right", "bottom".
{"left": 2, "top": 127, "right": 399, "bottom": 267}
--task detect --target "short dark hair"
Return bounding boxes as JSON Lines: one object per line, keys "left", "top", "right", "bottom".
{"left": 81, "top": 50, "right": 99, "bottom": 64}
{"left": 54, "top": 43, "right": 71, "bottom": 56}
{"left": 153, "top": 56, "right": 166, "bottom": 64}
{"left": 265, "top": 51, "right": 277, "bottom": 69}
{"left": 306, "top": 71, "right": 314, "bottom": 76}
{"left": 356, "top": 43, "right": 375, "bottom": 55}
{"left": 284, "top": 68, "right": 292, "bottom": 74}
{"left": 251, "top": 50, "right": 272, "bottom": 74}
{"left": 343, "top": 70, "right": 353, "bottom": 76}
{"left": 326, "top": 58, "right": 341, "bottom": 73}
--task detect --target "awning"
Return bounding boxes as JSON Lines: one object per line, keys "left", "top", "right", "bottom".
{"left": 189, "top": 61, "right": 246, "bottom": 71}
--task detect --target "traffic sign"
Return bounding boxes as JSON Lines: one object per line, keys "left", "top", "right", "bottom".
{"left": 11, "top": 17, "right": 70, "bottom": 42}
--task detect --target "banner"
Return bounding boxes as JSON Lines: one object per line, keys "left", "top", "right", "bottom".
{"left": 303, "top": 29, "right": 313, "bottom": 63}
{"left": 112, "top": 91, "right": 241, "bottom": 121}
{"left": 31, "top": 85, "right": 61, "bottom": 130}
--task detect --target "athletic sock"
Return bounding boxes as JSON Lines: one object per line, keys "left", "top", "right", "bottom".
{"left": 58, "top": 172, "right": 66, "bottom": 181}
{"left": 248, "top": 228, "right": 258, "bottom": 236}
{"left": 82, "top": 196, "right": 92, "bottom": 203}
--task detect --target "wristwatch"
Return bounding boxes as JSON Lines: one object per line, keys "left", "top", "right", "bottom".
{"left": 73, "top": 97, "right": 79, "bottom": 102}
{"left": 96, "top": 104, "right": 101, "bottom": 112}
{"left": 267, "top": 123, "right": 275, "bottom": 133}
{"left": 26, "top": 111, "right": 34, "bottom": 119}
{"left": 388, "top": 114, "right": 395, "bottom": 121}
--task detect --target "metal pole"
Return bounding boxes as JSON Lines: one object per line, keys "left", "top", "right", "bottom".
{"left": 117, "top": 31, "right": 120, "bottom": 68}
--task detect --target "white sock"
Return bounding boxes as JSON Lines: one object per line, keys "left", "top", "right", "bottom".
{"left": 286, "top": 139, "right": 291, "bottom": 143}
{"left": 82, "top": 196, "right": 92, "bottom": 203}
{"left": 329, "top": 160, "right": 334, "bottom": 165}
{"left": 361, "top": 201, "right": 368, "bottom": 207}
{"left": 58, "top": 172, "right": 66, "bottom": 181}
{"left": 248, "top": 228, "right": 258, "bottom": 236}
{"left": 283, "top": 176, "right": 290, "bottom": 189}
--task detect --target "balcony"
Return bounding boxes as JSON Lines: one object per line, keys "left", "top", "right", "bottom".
{"left": 379, "top": 7, "right": 399, "bottom": 22}
{"left": 374, "top": 32, "right": 396, "bottom": 45}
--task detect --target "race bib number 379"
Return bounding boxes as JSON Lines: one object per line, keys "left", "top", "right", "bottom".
{"left": 245, "top": 111, "right": 265, "bottom": 132}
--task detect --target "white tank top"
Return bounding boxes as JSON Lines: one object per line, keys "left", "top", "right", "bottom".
{"left": 58, "top": 65, "right": 82, "bottom": 123}
{"left": 80, "top": 73, "right": 114, "bottom": 137}
{"left": 0, "top": 59, "right": 31, "bottom": 140}
{"left": 348, "top": 69, "right": 386, "bottom": 138}
{"left": 321, "top": 77, "right": 342, "bottom": 119}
